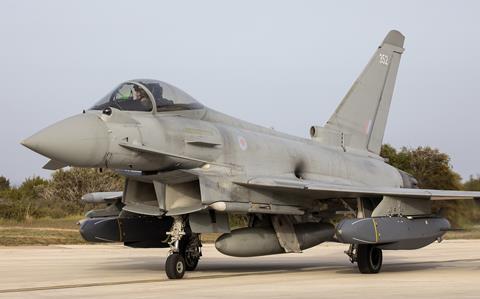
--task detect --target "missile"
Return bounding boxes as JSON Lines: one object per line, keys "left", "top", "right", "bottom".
{"left": 335, "top": 217, "right": 450, "bottom": 250}
{"left": 81, "top": 192, "right": 123, "bottom": 204}
{"left": 79, "top": 216, "right": 172, "bottom": 248}
{"left": 78, "top": 217, "right": 120, "bottom": 242}
{"left": 215, "top": 222, "right": 334, "bottom": 257}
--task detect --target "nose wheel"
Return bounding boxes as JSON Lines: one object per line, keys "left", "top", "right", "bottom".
{"left": 165, "top": 253, "right": 186, "bottom": 279}
{"left": 164, "top": 216, "right": 202, "bottom": 279}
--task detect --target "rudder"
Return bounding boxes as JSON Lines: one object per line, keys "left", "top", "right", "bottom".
{"left": 325, "top": 30, "right": 405, "bottom": 155}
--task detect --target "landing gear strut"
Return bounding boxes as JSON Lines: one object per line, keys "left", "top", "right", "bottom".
{"left": 345, "top": 244, "right": 383, "bottom": 274}
{"left": 164, "top": 216, "right": 202, "bottom": 279}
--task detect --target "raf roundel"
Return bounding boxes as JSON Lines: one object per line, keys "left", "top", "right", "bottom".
{"left": 238, "top": 136, "right": 248, "bottom": 151}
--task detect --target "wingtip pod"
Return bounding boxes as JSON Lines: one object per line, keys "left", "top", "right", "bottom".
{"left": 382, "top": 30, "right": 405, "bottom": 48}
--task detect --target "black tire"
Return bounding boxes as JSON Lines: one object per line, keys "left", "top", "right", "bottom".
{"left": 180, "top": 234, "right": 201, "bottom": 271}
{"left": 165, "top": 253, "right": 186, "bottom": 279}
{"left": 357, "top": 244, "right": 382, "bottom": 274}
{"left": 184, "top": 253, "right": 200, "bottom": 271}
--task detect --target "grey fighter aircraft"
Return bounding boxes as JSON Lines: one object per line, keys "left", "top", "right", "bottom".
{"left": 22, "top": 30, "right": 480, "bottom": 279}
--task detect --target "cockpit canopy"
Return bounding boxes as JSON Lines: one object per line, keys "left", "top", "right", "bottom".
{"left": 91, "top": 79, "right": 203, "bottom": 112}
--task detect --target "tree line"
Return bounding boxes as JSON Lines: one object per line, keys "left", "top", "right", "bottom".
{"left": 0, "top": 169, "right": 123, "bottom": 221}
{"left": 0, "top": 144, "right": 479, "bottom": 225}
{"left": 380, "top": 145, "right": 480, "bottom": 226}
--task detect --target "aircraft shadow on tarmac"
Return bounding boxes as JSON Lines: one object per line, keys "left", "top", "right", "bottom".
{"left": 94, "top": 256, "right": 480, "bottom": 276}
{"left": 336, "top": 258, "right": 480, "bottom": 274}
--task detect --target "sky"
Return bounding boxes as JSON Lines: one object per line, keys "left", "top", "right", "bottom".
{"left": 0, "top": 0, "right": 479, "bottom": 185}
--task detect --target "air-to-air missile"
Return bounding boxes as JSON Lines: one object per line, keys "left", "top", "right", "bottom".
{"left": 22, "top": 30, "right": 480, "bottom": 279}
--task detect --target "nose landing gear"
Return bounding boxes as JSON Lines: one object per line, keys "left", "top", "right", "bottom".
{"left": 182, "top": 233, "right": 202, "bottom": 271}
{"left": 165, "top": 216, "right": 202, "bottom": 279}
{"left": 165, "top": 253, "right": 186, "bottom": 279}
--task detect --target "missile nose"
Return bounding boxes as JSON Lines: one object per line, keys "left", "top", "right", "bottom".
{"left": 22, "top": 113, "right": 109, "bottom": 167}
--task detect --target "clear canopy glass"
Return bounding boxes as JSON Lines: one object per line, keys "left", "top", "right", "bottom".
{"left": 91, "top": 79, "right": 203, "bottom": 112}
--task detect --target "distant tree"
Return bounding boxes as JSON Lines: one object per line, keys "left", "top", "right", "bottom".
{"left": 18, "top": 176, "right": 49, "bottom": 199}
{"left": 463, "top": 175, "right": 480, "bottom": 223}
{"left": 0, "top": 170, "right": 123, "bottom": 221}
{"left": 381, "top": 145, "right": 462, "bottom": 190}
{"left": 41, "top": 168, "right": 124, "bottom": 202}
{"left": 0, "top": 176, "right": 49, "bottom": 220}
{"left": 0, "top": 176, "right": 10, "bottom": 191}
{"left": 464, "top": 175, "right": 480, "bottom": 191}
{"left": 381, "top": 144, "right": 479, "bottom": 226}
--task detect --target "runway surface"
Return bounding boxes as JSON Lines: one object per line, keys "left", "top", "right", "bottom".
{"left": 0, "top": 240, "right": 479, "bottom": 298}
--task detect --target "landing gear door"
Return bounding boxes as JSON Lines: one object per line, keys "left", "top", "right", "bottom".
{"left": 122, "top": 179, "right": 163, "bottom": 216}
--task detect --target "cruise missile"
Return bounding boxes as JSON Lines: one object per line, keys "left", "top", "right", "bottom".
{"left": 215, "top": 223, "right": 334, "bottom": 257}
{"left": 79, "top": 216, "right": 172, "bottom": 248}
{"left": 336, "top": 217, "right": 450, "bottom": 250}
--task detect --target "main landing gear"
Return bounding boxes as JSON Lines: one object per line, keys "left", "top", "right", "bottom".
{"left": 165, "top": 216, "right": 202, "bottom": 279}
{"left": 345, "top": 244, "right": 383, "bottom": 274}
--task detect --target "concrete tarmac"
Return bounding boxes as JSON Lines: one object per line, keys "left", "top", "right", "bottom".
{"left": 0, "top": 240, "right": 479, "bottom": 298}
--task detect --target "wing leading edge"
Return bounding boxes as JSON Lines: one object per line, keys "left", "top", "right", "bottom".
{"left": 235, "top": 176, "right": 480, "bottom": 201}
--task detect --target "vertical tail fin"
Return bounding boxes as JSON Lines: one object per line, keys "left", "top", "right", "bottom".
{"left": 325, "top": 30, "right": 405, "bottom": 155}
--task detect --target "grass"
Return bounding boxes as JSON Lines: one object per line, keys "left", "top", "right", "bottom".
{"left": 0, "top": 215, "right": 83, "bottom": 229}
{"left": 0, "top": 227, "right": 86, "bottom": 246}
{"left": 0, "top": 216, "right": 86, "bottom": 246}
{"left": 201, "top": 233, "right": 221, "bottom": 243}
{"left": 444, "top": 226, "right": 480, "bottom": 239}
{"left": 0, "top": 217, "right": 478, "bottom": 246}
{"left": 0, "top": 216, "right": 222, "bottom": 246}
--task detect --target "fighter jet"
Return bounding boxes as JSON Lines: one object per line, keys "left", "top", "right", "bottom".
{"left": 22, "top": 30, "right": 480, "bottom": 279}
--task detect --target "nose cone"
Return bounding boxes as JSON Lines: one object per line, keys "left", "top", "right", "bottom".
{"left": 22, "top": 113, "right": 109, "bottom": 167}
